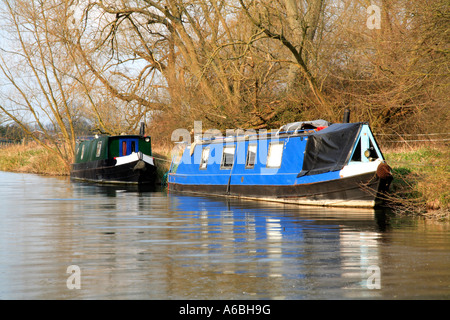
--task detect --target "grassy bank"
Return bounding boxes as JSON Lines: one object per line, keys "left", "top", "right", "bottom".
{"left": 0, "top": 142, "right": 68, "bottom": 176}
{"left": 383, "top": 145, "right": 449, "bottom": 219}
{"left": 151, "top": 145, "right": 173, "bottom": 185}
{"left": 1, "top": 142, "right": 448, "bottom": 219}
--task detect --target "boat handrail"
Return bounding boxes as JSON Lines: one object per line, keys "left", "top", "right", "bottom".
{"left": 275, "top": 125, "right": 285, "bottom": 136}
{"left": 193, "top": 125, "right": 322, "bottom": 145}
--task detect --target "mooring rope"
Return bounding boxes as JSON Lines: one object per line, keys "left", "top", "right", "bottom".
{"left": 153, "top": 156, "right": 172, "bottom": 163}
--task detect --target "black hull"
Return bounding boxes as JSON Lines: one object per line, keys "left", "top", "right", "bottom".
{"left": 168, "top": 172, "right": 391, "bottom": 208}
{"left": 71, "top": 158, "right": 157, "bottom": 185}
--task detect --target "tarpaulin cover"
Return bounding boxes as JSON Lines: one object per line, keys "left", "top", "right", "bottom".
{"left": 297, "top": 123, "right": 363, "bottom": 177}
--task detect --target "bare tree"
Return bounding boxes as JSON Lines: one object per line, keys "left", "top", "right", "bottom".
{"left": 2, "top": 0, "right": 444, "bottom": 161}
{"left": 0, "top": 0, "right": 79, "bottom": 168}
{"left": 238, "top": 0, "right": 329, "bottom": 110}
{"left": 319, "top": 0, "right": 449, "bottom": 133}
{"left": 81, "top": 0, "right": 449, "bottom": 136}
{"left": 71, "top": 1, "right": 290, "bottom": 134}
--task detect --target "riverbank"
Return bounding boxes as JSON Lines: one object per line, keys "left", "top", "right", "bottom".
{"left": 0, "top": 142, "right": 68, "bottom": 176}
{"left": 0, "top": 142, "right": 448, "bottom": 219}
{"left": 383, "top": 145, "right": 449, "bottom": 219}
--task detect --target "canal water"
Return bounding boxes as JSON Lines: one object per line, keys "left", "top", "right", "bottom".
{"left": 0, "top": 171, "right": 449, "bottom": 300}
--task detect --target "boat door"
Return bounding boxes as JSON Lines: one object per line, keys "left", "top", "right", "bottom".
{"left": 119, "top": 138, "right": 139, "bottom": 156}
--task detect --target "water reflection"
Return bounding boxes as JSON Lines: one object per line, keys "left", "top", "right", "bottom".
{"left": 0, "top": 172, "right": 449, "bottom": 299}
{"left": 164, "top": 193, "right": 387, "bottom": 298}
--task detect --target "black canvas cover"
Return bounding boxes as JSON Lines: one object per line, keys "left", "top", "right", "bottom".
{"left": 297, "top": 123, "right": 363, "bottom": 177}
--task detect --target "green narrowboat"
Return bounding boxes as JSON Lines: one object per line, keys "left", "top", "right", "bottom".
{"left": 70, "top": 134, "right": 157, "bottom": 185}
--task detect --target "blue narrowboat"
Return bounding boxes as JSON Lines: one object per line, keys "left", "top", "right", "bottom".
{"left": 167, "top": 119, "right": 393, "bottom": 208}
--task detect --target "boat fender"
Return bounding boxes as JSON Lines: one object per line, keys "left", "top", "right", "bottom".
{"left": 376, "top": 161, "right": 392, "bottom": 180}
{"left": 376, "top": 161, "right": 393, "bottom": 193}
{"left": 133, "top": 160, "right": 146, "bottom": 171}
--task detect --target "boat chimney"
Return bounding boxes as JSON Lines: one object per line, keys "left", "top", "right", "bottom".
{"left": 343, "top": 108, "right": 350, "bottom": 123}
{"left": 139, "top": 122, "right": 146, "bottom": 136}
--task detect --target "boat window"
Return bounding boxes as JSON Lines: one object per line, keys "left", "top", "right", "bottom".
{"left": 351, "top": 138, "right": 361, "bottom": 162}
{"left": 367, "top": 138, "right": 379, "bottom": 159}
{"left": 200, "top": 147, "right": 210, "bottom": 170}
{"left": 80, "top": 144, "right": 85, "bottom": 160}
{"left": 221, "top": 145, "right": 235, "bottom": 169}
{"left": 131, "top": 141, "right": 136, "bottom": 153}
{"left": 122, "top": 141, "right": 127, "bottom": 156}
{"left": 246, "top": 144, "right": 257, "bottom": 169}
{"left": 266, "top": 142, "right": 284, "bottom": 168}
{"left": 96, "top": 141, "right": 102, "bottom": 158}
